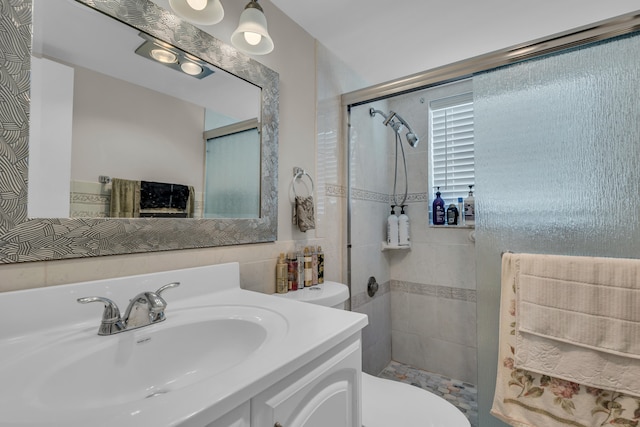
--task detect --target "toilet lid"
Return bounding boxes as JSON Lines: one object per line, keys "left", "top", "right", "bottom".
{"left": 362, "top": 373, "right": 470, "bottom": 427}
{"left": 274, "top": 281, "right": 349, "bottom": 307}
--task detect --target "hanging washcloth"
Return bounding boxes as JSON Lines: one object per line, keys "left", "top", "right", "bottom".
{"left": 292, "top": 168, "right": 315, "bottom": 232}
{"left": 295, "top": 196, "right": 315, "bottom": 232}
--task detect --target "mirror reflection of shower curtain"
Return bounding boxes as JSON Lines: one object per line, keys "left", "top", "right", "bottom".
{"left": 204, "top": 128, "right": 260, "bottom": 218}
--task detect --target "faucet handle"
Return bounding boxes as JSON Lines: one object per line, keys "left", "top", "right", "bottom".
{"left": 156, "top": 281, "right": 180, "bottom": 296}
{"left": 77, "top": 296, "right": 125, "bottom": 335}
{"left": 148, "top": 282, "right": 180, "bottom": 322}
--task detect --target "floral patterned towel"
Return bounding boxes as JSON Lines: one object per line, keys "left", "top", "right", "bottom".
{"left": 294, "top": 196, "right": 315, "bottom": 232}
{"left": 491, "top": 253, "right": 640, "bottom": 427}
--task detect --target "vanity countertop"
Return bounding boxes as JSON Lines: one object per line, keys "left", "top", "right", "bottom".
{"left": 0, "top": 263, "right": 368, "bottom": 427}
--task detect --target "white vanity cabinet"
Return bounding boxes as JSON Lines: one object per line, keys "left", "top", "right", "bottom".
{"left": 251, "top": 334, "right": 362, "bottom": 427}
{"left": 203, "top": 333, "right": 362, "bottom": 427}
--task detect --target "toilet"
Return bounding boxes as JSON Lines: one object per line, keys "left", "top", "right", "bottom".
{"left": 276, "top": 282, "right": 471, "bottom": 427}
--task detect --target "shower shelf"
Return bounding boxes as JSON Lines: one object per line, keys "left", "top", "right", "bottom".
{"left": 381, "top": 242, "right": 411, "bottom": 251}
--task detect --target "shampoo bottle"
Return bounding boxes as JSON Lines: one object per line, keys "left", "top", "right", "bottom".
{"left": 464, "top": 185, "right": 475, "bottom": 226}
{"left": 432, "top": 187, "right": 446, "bottom": 225}
{"left": 276, "top": 253, "right": 288, "bottom": 294}
{"left": 458, "top": 197, "right": 465, "bottom": 225}
{"left": 398, "top": 205, "right": 410, "bottom": 246}
{"left": 387, "top": 206, "right": 399, "bottom": 247}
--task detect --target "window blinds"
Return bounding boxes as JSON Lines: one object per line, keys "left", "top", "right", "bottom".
{"left": 429, "top": 92, "right": 474, "bottom": 205}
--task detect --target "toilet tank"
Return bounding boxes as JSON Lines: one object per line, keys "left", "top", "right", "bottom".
{"left": 275, "top": 281, "right": 349, "bottom": 309}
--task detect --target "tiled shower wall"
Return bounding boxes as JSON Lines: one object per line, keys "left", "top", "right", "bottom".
{"left": 386, "top": 89, "right": 477, "bottom": 385}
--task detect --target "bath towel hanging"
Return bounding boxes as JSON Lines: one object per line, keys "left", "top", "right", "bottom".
{"left": 492, "top": 252, "right": 640, "bottom": 427}
{"left": 292, "top": 167, "right": 315, "bottom": 232}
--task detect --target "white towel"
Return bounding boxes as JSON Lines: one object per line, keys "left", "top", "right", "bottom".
{"left": 514, "top": 253, "right": 640, "bottom": 397}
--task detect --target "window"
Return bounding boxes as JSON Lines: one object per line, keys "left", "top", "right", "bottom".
{"left": 429, "top": 91, "right": 475, "bottom": 212}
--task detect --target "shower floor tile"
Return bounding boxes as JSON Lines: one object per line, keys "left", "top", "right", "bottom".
{"left": 378, "top": 360, "right": 478, "bottom": 427}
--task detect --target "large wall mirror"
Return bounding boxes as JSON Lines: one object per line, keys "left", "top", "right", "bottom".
{"left": 0, "top": 0, "right": 279, "bottom": 263}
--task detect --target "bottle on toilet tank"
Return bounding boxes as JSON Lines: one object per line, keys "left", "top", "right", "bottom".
{"left": 303, "top": 247, "right": 313, "bottom": 287}
{"left": 296, "top": 250, "right": 305, "bottom": 290}
{"left": 386, "top": 205, "right": 399, "bottom": 247}
{"left": 287, "top": 252, "right": 298, "bottom": 291}
{"left": 398, "top": 205, "right": 410, "bottom": 246}
{"left": 311, "top": 246, "right": 319, "bottom": 286}
{"left": 276, "top": 253, "right": 288, "bottom": 294}
{"left": 316, "top": 246, "right": 324, "bottom": 284}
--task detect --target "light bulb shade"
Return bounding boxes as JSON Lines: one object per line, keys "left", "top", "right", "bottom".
{"left": 231, "top": 6, "right": 274, "bottom": 55}
{"left": 169, "top": 0, "right": 224, "bottom": 25}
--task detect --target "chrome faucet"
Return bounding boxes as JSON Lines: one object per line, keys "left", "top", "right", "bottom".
{"left": 78, "top": 282, "right": 180, "bottom": 335}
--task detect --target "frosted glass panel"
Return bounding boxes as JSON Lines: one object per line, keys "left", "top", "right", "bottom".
{"left": 204, "top": 129, "right": 260, "bottom": 218}
{"left": 474, "top": 33, "right": 640, "bottom": 426}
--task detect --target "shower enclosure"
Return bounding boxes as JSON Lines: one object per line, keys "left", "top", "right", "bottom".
{"left": 342, "top": 12, "right": 640, "bottom": 427}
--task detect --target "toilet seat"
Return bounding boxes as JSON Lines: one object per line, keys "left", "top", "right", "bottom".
{"left": 361, "top": 373, "right": 470, "bottom": 427}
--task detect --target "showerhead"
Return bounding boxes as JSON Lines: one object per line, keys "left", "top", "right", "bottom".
{"left": 389, "top": 111, "right": 419, "bottom": 148}
{"left": 406, "top": 132, "right": 419, "bottom": 148}
{"left": 370, "top": 108, "right": 419, "bottom": 147}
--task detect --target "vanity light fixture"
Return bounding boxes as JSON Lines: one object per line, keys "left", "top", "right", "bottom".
{"left": 231, "top": 0, "right": 274, "bottom": 55}
{"left": 168, "top": 0, "right": 224, "bottom": 25}
{"left": 134, "top": 33, "right": 214, "bottom": 79}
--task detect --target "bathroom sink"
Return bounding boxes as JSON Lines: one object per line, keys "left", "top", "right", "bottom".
{"left": 1, "top": 305, "right": 288, "bottom": 411}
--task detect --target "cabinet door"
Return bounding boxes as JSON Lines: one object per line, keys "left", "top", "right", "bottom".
{"left": 252, "top": 334, "right": 362, "bottom": 427}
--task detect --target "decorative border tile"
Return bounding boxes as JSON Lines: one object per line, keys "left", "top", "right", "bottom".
{"left": 391, "top": 280, "right": 476, "bottom": 302}
{"left": 351, "top": 279, "right": 390, "bottom": 310}
{"left": 325, "top": 184, "right": 346, "bottom": 198}
{"left": 326, "top": 185, "right": 430, "bottom": 205}
{"left": 351, "top": 188, "right": 389, "bottom": 203}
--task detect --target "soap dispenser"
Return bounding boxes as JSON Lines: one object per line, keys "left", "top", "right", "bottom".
{"left": 398, "top": 205, "right": 410, "bottom": 246}
{"left": 432, "top": 187, "right": 446, "bottom": 225}
{"left": 464, "top": 185, "right": 475, "bottom": 226}
{"left": 387, "top": 205, "right": 399, "bottom": 247}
